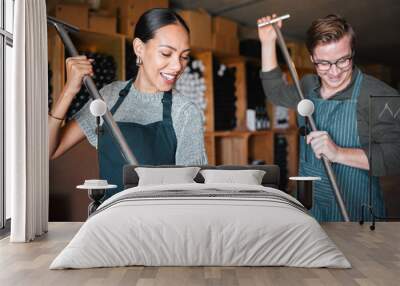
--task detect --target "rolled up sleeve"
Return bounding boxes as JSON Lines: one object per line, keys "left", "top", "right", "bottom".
{"left": 259, "top": 67, "right": 302, "bottom": 109}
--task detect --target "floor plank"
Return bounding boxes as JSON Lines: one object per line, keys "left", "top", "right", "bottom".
{"left": 0, "top": 222, "right": 399, "bottom": 286}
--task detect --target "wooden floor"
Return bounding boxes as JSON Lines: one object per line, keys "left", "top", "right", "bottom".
{"left": 0, "top": 222, "right": 399, "bottom": 286}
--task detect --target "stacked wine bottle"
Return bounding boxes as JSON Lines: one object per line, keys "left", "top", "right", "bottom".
{"left": 274, "top": 134, "right": 289, "bottom": 191}
{"left": 213, "top": 57, "right": 237, "bottom": 131}
{"left": 274, "top": 106, "right": 290, "bottom": 128}
{"left": 246, "top": 62, "right": 270, "bottom": 130}
{"left": 65, "top": 51, "right": 117, "bottom": 121}
{"left": 273, "top": 73, "right": 291, "bottom": 128}
{"left": 175, "top": 57, "right": 207, "bottom": 124}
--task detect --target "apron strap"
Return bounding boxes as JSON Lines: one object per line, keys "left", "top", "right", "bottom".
{"left": 114, "top": 80, "right": 173, "bottom": 122}
{"left": 162, "top": 90, "right": 173, "bottom": 123}
{"left": 351, "top": 70, "right": 363, "bottom": 100}
{"left": 111, "top": 79, "right": 133, "bottom": 115}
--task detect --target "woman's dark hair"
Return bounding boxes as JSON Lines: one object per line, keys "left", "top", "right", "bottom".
{"left": 134, "top": 8, "right": 190, "bottom": 43}
{"left": 306, "top": 14, "right": 356, "bottom": 55}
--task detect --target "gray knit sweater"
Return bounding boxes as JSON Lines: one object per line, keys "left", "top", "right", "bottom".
{"left": 74, "top": 81, "right": 208, "bottom": 165}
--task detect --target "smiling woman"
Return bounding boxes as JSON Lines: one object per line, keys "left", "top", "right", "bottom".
{"left": 132, "top": 9, "right": 191, "bottom": 93}
{"left": 48, "top": 8, "right": 207, "bottom": 199}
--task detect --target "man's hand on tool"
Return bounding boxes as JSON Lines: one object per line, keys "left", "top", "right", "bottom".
{"left": 257, "top": 14, "right": 282, "bottom": 44}
{"left": 64, "top": 55, "right": 94, "bottom": 97}
{"left": 307, "top": 131, "right": 342, "bottom": 162}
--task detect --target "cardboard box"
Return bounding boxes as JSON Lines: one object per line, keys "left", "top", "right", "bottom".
{"left": 179, "top": 10, "right": 212, "bottom": 50}
{"left": 89, "top": 14, "right": 117, "bottom": 35}
{"left": 300, "top": 44, "right": 313, "bottom": 69}
{"left": 116, "top": 0, "right": 169, "bottom": 37}
{"left": 360, "top": 64, "right": 392, "bottom": 83}
{"left": 212, "top": 33, "right": 239, "bottom": 56}
{"left": 100, "top": 0, "right": 168, "bottom": 14}
{"left": 286, "top": 41, "right": 303, "bottom": 68}
{"left": 56, "top": 4, "right": 89, "bottom": 29}
{"left": 213, "top": 16, "right": 238, "bottom": 37}
{"left": 286, "top": 41, "right": 314, "bottom": 69}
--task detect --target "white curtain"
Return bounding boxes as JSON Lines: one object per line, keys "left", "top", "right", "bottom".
{"left": 7, "top": 0, "right": 49, "bottom": 242}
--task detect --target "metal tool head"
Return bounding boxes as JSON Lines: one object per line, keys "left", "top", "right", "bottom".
{"left": 47, "top": 15, "right": 80, "bottom": 33}
{"left": 258, "top": 14, "right": 290, "bottom": 28}
{"left": 297, "top": 99, "right": 315, "bottom": 117}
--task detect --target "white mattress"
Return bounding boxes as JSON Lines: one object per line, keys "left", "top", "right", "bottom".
{"left": 50, "top": 183, "right": 351, "bottom": 269}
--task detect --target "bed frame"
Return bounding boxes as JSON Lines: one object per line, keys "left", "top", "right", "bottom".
{"left": 123, "top": 165, "right": 281, "bottom": 189}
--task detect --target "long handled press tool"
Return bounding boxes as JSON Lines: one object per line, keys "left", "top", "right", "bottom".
{"left": 47, "top": 16, "right": 138, "bottom": 165}
{"left": 258, "top": 14, "right": 350, "bottom": 222}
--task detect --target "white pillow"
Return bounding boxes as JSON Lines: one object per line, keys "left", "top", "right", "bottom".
{"left": 135, "top": 167, "right": 201, "bottom": 186}
{"left": 200, "top": 169, "right": 266, "bottom": 185}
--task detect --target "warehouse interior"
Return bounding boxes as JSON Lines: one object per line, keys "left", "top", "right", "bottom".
{"left": 44, "top": 0, "right": 400, "bottom": 221}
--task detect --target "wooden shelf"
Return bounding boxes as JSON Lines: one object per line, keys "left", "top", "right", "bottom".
{"left": 249, "top": 131, "right": 274, "bottom": 165}
{"left": 204, "top": 133, "right": 215, "bottom": 165}
{"left": 206, "top": 130, "right": 276, "bottom": 137}
{"left": 198, "top": 54, "right": 306, "bottom": 193}
{"left": 207, "top": 130, "right": 249, "bottom": 137}
{"left": 192, "top": 50, "right": 214, "bottom": 132}
{"left": 215, "top": 135, "right": 248, "bottom": 165}
{"left": 220, "top": 57, "right": 247, "bottom": 130}
{"left": 272, "top": 127, "right": 298, "bottom": 133}
{"left": 79, "top": 28, "right": 128, "bottom": 39}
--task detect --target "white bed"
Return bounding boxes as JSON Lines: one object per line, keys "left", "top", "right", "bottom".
{"left": 50, "top": 183, "right": 351, "bottom": 269}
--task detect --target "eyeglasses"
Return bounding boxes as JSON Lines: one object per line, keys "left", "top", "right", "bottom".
{"left": 312, "top": 52, "right": 354, "bottom": 71}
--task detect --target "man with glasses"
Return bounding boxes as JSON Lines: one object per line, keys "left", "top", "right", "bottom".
{"left": 258, "top": 14, "right": 399, "bottom": 221}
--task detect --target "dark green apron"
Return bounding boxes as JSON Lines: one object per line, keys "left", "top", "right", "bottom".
{"left": 298, "top": 71, "right": 385, "bottom": 221}
{"left": 98, "top": 79, "right": 177, "bottom": 199}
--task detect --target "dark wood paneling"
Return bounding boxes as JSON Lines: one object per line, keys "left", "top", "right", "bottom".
{"left": 49, "top": 139, "right": 99, "bottom": 222}
{"left": 381, "top": 176, "right": 400, "bottom": 217}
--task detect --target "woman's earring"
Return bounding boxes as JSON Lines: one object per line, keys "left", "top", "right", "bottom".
{"left": 136, "top": 56, "right": 142, "bottom": 66}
